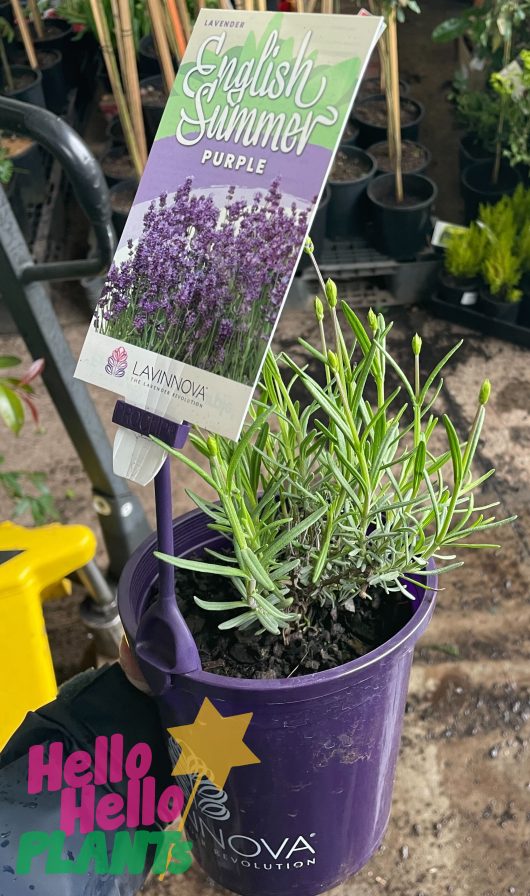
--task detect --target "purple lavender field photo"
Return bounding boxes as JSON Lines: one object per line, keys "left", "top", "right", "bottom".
{"left": 95, "top": 178, "right": 308, "bottom": 386}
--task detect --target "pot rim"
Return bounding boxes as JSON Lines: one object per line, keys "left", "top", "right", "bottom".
{"left": 461, "top": 159, "right": 520, "bottom": 193}
{"left": 118, "top": 507, "right": 438, "bottom": 696}
{"left": 352, "top": 93, "right": 425, "bottom": 126}
{"left": 2, "top": 64, "right": 43, "bottom": 86}
{"left": 366, "top": 171, "right": 438, "bottom": 210}
{"left": 328, "top": 146, "right": 377, "bottom": 184}
{"left": 367, "top": 139, "right": 432, "bottom": 173}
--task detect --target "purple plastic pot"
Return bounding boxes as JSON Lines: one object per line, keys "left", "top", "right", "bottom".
{"left": 118, "top": 509, "right": 437, "bottom": 896}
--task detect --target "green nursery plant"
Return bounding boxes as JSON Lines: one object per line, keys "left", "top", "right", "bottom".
{"left": 491, "top": 49, "right": 530, "bottom": 173}
{"left": 454, "top": 89, "right": 500, "bottom": 155}
{"left": 444, "top": 222, "right": 488, "bottom": 280}
{"left": 0, "top": 16, "right": 15, "bottom": 94}
{"left": 0, "top": 356, "right": 58, "bottom": 525}
{"left": 481, "top": 235, "right": 522, "bottom": 303}
{"left": 154, "top": 248, "right": 512, "bottom": 636}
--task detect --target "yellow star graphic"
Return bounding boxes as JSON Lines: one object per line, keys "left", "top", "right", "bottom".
{"left": 168, "top": 697, "right": 260, "bottom": 792}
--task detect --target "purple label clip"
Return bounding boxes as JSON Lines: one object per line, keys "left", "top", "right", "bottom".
{"left": 112, "top": 401, "right": 190, "bottom": 449}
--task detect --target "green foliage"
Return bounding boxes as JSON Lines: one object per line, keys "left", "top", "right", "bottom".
{"left": 0, "top": 356, "right": 57, "bottom": 526}
{"left": 156, "top": 251, "right": 512, "bottom": 637}
{"left": 476, "top": 186, "right": 530, "bottom": 288}
{"left": 433, "top": 0, "right": 530, "bottom": 68}
{"left": 444, "top": 223, "right": 488, "bottom": 279}
{"left": 0, "top": 458, "right": 59, "bottom": 526}
{"left": 0, "top": 145, "right": 13, "bottom": 185}
{"left": 491, "top": 50, "right": 530, "bottom": 169}
{"left": 454, "top": 90, "right": 500, "bottom": 154}
{"left": 481, "top": 235, "right": 522, "bottom": 302}
{"left": 56, "top": 0, "right": 151, "bottom": 50}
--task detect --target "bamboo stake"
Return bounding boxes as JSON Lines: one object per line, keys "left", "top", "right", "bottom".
{"left": 244, "top": 0, "right": 254, "bottom": 11}
{"left": 27, "top": 0, "right": 44, "bottom": 39}
{"left": 161, "top": 2, "right": 178, "bottom": 61}
{"left": 166, "top": 0, "right": 188, "bottom": 59}
{"left": 321, "top": 0, "right": 333, "bottom": 14}
{"left": 110, "top": 0, "right": 129, "bottom": 100}
{"left": 88, "top": 0, "right": 143, "bottom": 178}
{"left": 118, "top": 0, "right": 147, "bottom": 166}
{"left": 196, "top": 0, "right": 205, "bottom": 9}
{"left": 147, "top": 0, "right": 175, "bottom": 94}
{"left": 0, "top": 38, "right": 14, "bottom": 92}
{"left": 296, "top": 0, "right": 305, "bottom": 12}
{"left": 388, "top": 7, "right": 403, "bottom": 203}
{"left": 307, "top": 0, "right": 319, "bottom": 13}
{"left": 175, "top": 0, "right": 192, "bottom": 42}
{"left": 257, "top": 0, "right": 267, "bottom": 12}
{"left": 10, "top": 0, "right": 38, "bottom": 69}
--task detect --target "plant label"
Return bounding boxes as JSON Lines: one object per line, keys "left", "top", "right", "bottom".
{"left": 75, "top": 10, "right": 384, "bottom": 482}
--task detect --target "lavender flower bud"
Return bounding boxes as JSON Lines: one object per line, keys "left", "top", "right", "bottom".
{"left": 367, "top": 308, "right": 378, "bottom": 334}
{"left": 412, "top": 333, "right": 422, "bottom": 356}
{"left": 479, "top": 379, "right": 491, "bottom": 406}
{"left": 314, "top": 297, "right": 324, "bottom": 322}
{"left": 327, "top": 350, "right": 339, "bottom": 371}
{"left": 304, "top": 236, "right": 314, "bottom": 255}
{"left": 325, "top": 279, "right": 337, "bottom": 308}
{"left": 207, "top": 436, "right": 218, "bottom": 457}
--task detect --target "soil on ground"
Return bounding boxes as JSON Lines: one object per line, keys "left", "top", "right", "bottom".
{"left": 330, "top": 149, "right": 371, "bottom": 181}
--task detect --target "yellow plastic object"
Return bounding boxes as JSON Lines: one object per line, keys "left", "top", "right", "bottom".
{"left": 0, "top": 522, "right": 97, "bottom": 749}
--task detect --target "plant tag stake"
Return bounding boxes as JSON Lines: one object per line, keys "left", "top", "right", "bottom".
{"left": 75, "top": 9, "right": 384, "bottom": 485}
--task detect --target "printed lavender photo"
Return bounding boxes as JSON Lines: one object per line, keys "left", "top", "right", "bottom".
{"left": 95, "top": 178, "right": 309, "bottom": 386}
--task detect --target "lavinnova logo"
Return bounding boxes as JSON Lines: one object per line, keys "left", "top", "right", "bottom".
{"left": 105, "top": 346, "right": 128, "bottom": 377}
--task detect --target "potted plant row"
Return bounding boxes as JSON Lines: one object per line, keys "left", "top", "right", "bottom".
{"left": 118, "top": 245, "right": 512, "bottom": 896}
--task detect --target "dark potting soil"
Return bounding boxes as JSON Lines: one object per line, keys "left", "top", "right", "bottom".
{"left": 141, "top": 84, "right": 166, "bottom": 107}
{"left": 330, "top": 150, "right": 371, "bottom": 182}
{"left": 372, "top": 179, "right": 425, "bottom": 208}
{"left": 0, "top": 133, "right": 33, "bottom": 157}
{"left": 2, "top": 72, "right": 35, "bottom": 94}
{"left": 163, "top": 563, "right": 414, "bottom": 679}
{"left": 110, "top": 183, "right": 137, "bottom": 215}
{"left": 340, "top": 121, "right": 357, "bottom": 142}
{"left": 103, "top": 152, "right": 135, "bottom": 179}
{"left": 355, "top": 97, "right": 418, "bottom": 127}
{"left": 13, "top": 50, "right": 57, "bottom": 69}
{"left": 371, "top": 140, "right": 428, "bottom": 173}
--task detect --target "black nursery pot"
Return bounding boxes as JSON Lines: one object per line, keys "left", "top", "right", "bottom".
{"left": 367, "top": 172, "right": 437, "bottom": 261}
{"left": 368, "top": 140, "right": 431, "bottom": 176}
{"left": 109, "top": 178, "right": 138, "bottom": 241}
{"left": 138, "top": 34, "right": 160, "bottom": 78}
{"left": 11, "top": 49, "right": 66, "bottom": 113}
{"left": 2, "top": 136, "right": 47, "bottom": 205}
{"left": 298, "top": 186, "right": 331, "bottom": 271}
{"left": 0, "top": 65, "right": 45, "bottom": 108}
{"left": 357, "top": 76, "right": 409, "bottom": 101}
{"left": 0, "top": 0, "right": 13, "bottom": 25}
{"left": 476, "top": 288, "right": 521, "bottom": 323}
{"left": 106, "top": 116, "right": 125, "bottom": 147}
{"left": 33, "top": 18, "right": 76, "bottom": 87}
{"left": 461, "top": 159, "right": 520, "bottom": 222}
{"left": 140, "top": 75, "right": 168, "bottom": 145}
{"left": 438, "top": 269, "right": 479, "bottom": 306}
{"left": 326, "top": 146, "right": 376, "bottom": 240}
{"left": 352, "top": 95, "right": 424, "bottom": 149}
{"left": 459, "top": 132, "right": 493, "bottom": 175}
{"left": 101, "top": 146, "right": 136, "bottom": 188}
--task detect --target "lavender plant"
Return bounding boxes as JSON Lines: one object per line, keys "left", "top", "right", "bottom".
{"left": 96, "top": 178, "right": 308, "bottom": 386}
{"left": 154, "top": 247, "right": 513, "bottom": 637}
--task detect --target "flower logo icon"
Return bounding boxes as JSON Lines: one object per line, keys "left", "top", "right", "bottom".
{"left": 105, "top": 346, "right": 128, "bottom": 377}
